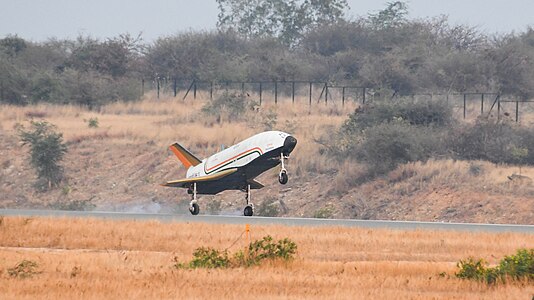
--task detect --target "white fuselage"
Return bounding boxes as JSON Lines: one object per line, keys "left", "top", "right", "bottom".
{"left": 186, "top": 131, "right": 290, "bottom": 179}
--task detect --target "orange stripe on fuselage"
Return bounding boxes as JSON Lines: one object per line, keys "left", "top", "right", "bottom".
{"left": 205, "top": 147, "right": 263, "bottom": 173}
{"left": 170, "top": 145, "right": 193, "bottom": 168}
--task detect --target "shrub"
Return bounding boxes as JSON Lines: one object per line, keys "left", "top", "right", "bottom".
{"left": 455, "top": 248, "right": 534, "bottom": 284}
{"left": 181, "top": 247, "right": 230, "bottom": 269}
{"left": 450, "top": 119, "right": 534, "bottom": 165}
{"left": 7, "top": 260, "right": 42, "bottom": 279}
{"left": 175, "top": 235, "right": 297, "bottom": 269}
{"left": 236, "top": 236, "right": 297, "bottom": 267}
{"left": 17, "top": 120, "right": 68, "bottom": 190}
{"left": 313, "top": 205, "right": 335, "bottom": 219}
{"left": 202, "top": 91, "right": 248, "bottom": 123}
{"left": 85, "top": 117, "right": 99, "bottom": 128}
{"left": 342, "top": 99, "right": 452, "bottom": 134}
{"left": 357, "top": 120, "right": 442, "bottom": 175}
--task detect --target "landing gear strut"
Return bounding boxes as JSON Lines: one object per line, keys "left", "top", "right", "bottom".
{"left": 243, "top": 184, "right": 254, "bottom": 216}
{"left": 189, "top": 182, "right": 199, "bottom": 215}
{"left": 278, "top": 153, "right": 289, "bottom": 185}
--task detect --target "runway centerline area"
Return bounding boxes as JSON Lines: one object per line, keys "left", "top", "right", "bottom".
{"left": 0, "top": 209, "right": 534, "bottom": 234}
{"left": 1, "top": 209, "right": 533, "bottom": 233}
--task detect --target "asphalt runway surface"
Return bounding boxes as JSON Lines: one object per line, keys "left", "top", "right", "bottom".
{"left": 2, "top": 209, "right": 534, "bottom": 233}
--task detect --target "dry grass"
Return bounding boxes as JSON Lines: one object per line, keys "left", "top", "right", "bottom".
{"left": 0, "top": 216, "right": 532, "bottom": 299}
{"left": 0, "top": 94, "right": 350, "bottom": 172}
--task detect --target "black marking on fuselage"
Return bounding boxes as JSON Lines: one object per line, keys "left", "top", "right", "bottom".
{"left": 193, "top": 147, "right": 283, "bottom": 195}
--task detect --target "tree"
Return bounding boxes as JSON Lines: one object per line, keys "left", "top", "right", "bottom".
{"left": 368, "top": 1, "right": 408, "bottom": 30}
{"left": 17, "top": 121, "right": 68, "bottom": 190}
{"left": 216, "top": 0, "right": 349, "bottom": 46}
{"left": 0, "top": 35, "right": 27, "bottom": 57}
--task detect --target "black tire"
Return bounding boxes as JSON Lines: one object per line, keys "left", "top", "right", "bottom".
{"left": 244, "top": 205, "right": 254, "bottom": 216}
{"left": 189, "top": 202, "right": 200, "bottom": 215}
{"left": 279, "top": 171, "right": 288, "bottom": 185}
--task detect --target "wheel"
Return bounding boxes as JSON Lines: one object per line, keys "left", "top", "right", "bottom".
{"left": 244, "top": 205, "right": 254, "bottom": 216}
{"left": 189, "top": 202, "right": 200, "bottom": 215}
{"left": 279, "top": 171, "right": 288, "bottom": 185}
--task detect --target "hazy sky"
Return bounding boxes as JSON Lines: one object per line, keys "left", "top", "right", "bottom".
{"left": 1, "top": 0, "right": 532, "bottom": 42}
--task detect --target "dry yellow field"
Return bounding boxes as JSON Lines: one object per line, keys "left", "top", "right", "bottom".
{"left": 0, "top": 216, "right": 533, "bottom": 299}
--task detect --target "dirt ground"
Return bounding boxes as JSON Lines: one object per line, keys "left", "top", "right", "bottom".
{"left": 1, "top": 95, "right": 533, "bottom": 224}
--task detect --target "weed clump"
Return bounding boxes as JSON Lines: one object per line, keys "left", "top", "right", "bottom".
{"left": 313, "top": 205, "right": 335, "bottom": 219}
{"left": 85, "top": 117, "right": 99, "bottom": 128}
{"left": 455, "top": 248, "right": 534, "bottom": 284}
{"left": 7, "top": 260, "right": 42, "bottom": 279}
{"left": 175, "top": 235, "right": 297, "bottom": 269}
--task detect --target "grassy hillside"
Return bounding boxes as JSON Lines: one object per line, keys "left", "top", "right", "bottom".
{"left": 1, "top": 93, "right": 533, "bottom": 223}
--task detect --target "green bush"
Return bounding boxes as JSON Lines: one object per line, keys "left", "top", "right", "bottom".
{"left": 455, "top": 248, "right": 534, "bottom": 284}
{"left": 342, "top": 99, "right": 453, "bottom": 134}
{"left": 236, "top": 236, "right": 297, "bottom": 267}
{"left": 86, "top": 117, "right": 99, "bottom": 128}
{"left": 450, "top": 119, "right": 534, "bottom": 165}
{"left": 358, "top": 120, "right": 442, "bottom": 175}
{"left": 17, "top": 120, "right": 68, "bottom": 190}
{"left": 7, "top": 260, "right": 42, "bottom": 279}
{"left": 175, "top": 235, "right": 297, "bottom": 269}
{"left": 181, "top": 247, "right": 231, "bottom": 269}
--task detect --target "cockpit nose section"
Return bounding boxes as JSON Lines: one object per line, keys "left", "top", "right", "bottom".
{"left": 282, "top": 136, "right": 297, "bottom": 156}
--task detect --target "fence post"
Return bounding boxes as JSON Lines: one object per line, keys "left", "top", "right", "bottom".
{"left": 173, "top": 78, "right": 177, "bottom": 97}
{"left": 362, "top": 87, "right": 366, "bottom": 104}
{"left": 309, "top": 82, "right": 312, "bottom": 106}
{"left": 516, "top": 101, "right": 519, "bottom": 122}
{"left": 324, "top": 83, "right": 328, "bottom": 104}
{"left": 241, "top": 82, "right": 245, "bottom": 95}
{"left": 141, "top": 79, "right": 145, "bottom": 96}
{"left": 157, "top": 78, "right": 160, "bottom": 99}
{"left": 193, "top": 82, "right": 197, "bottom": 99}
{"left": 274, "top": 81, "right": 278, "bottom": 105}
{"left": 342, "top": 87, "right": 346, "bottom": 107}
{"left": 182, "top": 80, "right": 195, "bottom": 101}
{"left": 259, "top": 82, "right": 263, "bottom": 105}
{"left": 463, "top": 93, "right": 466, "bottom": 119}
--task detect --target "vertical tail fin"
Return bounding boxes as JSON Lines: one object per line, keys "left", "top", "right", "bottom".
{"left": 169, "top": 143, "right": 202, "bottom": 168}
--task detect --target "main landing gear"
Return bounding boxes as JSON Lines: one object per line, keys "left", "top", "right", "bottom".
{"left": 243, "top": 184, "right": 254, "bottom": 216}
{"left": 278, "top": 152, "right": 289, "bottom": 185}
{"left": 189, "top": 182, "right": 200, "bottom": 215}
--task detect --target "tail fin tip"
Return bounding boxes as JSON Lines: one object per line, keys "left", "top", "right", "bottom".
{"left": 169, "top": 143, "right": 202, "bottom": 168}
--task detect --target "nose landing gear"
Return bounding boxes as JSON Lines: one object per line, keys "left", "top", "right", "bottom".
{"left": 278, "top": 153, "right": 289, "bottom": 185}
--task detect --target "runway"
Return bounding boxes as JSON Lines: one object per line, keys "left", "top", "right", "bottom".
{"left": 1, "top": 209, "right": 533, "bottom": 233}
